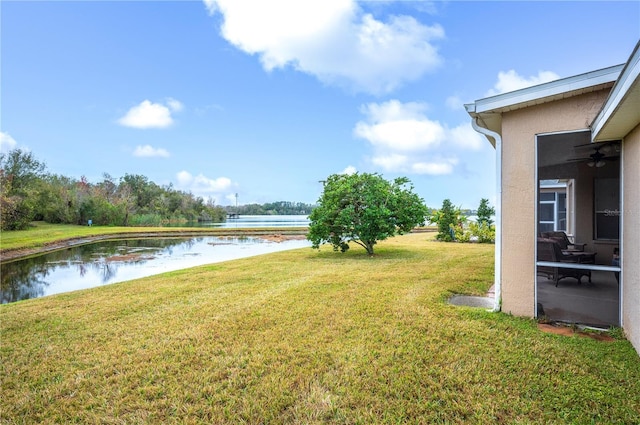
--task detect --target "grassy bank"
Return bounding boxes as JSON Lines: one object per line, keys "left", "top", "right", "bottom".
{"left": 1, "top": 233, "right": 639, "bottom": 423}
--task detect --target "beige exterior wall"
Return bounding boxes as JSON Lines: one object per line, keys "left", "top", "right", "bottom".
{"left": 623, "top": 123, "right": 640, "bottom": 353}
{"left": 499, "top": 90, "right": 610, "bottom": 316}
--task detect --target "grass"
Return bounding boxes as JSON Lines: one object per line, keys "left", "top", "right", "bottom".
{"left": 1, "top": 232, "right": 639, "bottom": 423}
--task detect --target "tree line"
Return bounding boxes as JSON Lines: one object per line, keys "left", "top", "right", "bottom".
{"left": 1, "top": 149, "right": 226, "bottom": 230}
{"left": 224, "top": 201, "right": 315, "bottom": 216}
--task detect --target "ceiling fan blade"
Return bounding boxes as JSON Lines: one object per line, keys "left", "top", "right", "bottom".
{"left": 573, "top": 141, "right": 620, "bottom": 149}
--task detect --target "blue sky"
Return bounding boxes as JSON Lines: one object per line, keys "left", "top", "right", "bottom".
{"left": 2, "top": 1, "right": 638, "bottom": 208}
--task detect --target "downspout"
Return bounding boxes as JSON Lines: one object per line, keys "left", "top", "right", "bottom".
{"left": 471, "top": 117, "right": 502, "bottom": 312}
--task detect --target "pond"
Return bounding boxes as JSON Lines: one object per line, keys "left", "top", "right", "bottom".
{"left": 1, "top": 236, "right": 311, "bottom": 304}
{"left": 180, "top": 214, "right": 311, "bottom": 228}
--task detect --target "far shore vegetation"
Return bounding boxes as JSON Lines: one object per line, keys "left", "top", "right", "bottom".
{"left": 0, "top": 148, "right": 315, "bottom": 231}
{"left": 1, "top": 230, "right": 639, "bottom": 423}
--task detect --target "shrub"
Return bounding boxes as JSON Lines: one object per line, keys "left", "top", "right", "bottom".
{"left": 433, "top": 199, "right": 464, "bottom": 242}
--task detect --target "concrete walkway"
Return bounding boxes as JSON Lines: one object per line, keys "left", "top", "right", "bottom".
{"left": 448, "top": 284, "right": 495, "bottom": 309}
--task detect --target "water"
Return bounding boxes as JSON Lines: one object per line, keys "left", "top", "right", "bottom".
{"left": 181, "top": 214, "right": 311, "bottom": 228}
{"left": 1, "top": 236, "right": 311, "bottom": 304}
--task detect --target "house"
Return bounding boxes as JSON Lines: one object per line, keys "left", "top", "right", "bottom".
{"left": 465, "top": 40, "right": 639, "bottom": 354}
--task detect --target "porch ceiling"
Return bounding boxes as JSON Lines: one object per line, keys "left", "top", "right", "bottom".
{"left": 538, "top": 132, "right": 620, "bottom": 169}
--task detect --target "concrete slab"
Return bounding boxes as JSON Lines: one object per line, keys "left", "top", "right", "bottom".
{"left": 537, "top": 270, "right": 619, "bottom": 327}
{"left": 448, "top": 295, "right": 494, "bottom": 309}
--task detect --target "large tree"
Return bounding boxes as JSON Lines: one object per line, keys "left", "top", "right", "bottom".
{"left": 0, "top": 149, "right": 47, "bottom": 230}
{"left": 307, "top": 172, "right": 428, "bottom": 255}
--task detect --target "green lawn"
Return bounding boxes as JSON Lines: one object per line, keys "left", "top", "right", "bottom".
{"left": 1, "top": 232, "right": 639, "bottom": 423}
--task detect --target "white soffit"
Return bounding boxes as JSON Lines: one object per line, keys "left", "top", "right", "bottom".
{"left": 592, "top": 41, "right": 640, "bottom": 142}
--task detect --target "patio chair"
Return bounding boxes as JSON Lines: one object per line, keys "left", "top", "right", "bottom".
{"left": 537, "top": 238, "right": 591, "bottom": 287}
{"left": 539, "top": 231, "right": 586, "bottom": 252}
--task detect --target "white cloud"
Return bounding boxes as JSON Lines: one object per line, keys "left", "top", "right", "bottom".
{"left": 118, "top": 99, "right": 183, "bottom": 129}
{"left": 166, "top": 98, "right": 184, "bottom": 112}
{"left": 354, "top": 100, "right": 487, "bottom": 176}
{"left": 176, "top": 170, "right": 233, "bottom": 194}
{"left": 371, "top": 153, "right": 408, "bottom": 170}
{"left": 0, "top": 131, "right": 18, "bottom": 153}
{"left": 485, "top": 69, "right": 560, "bottom": 96}
{"left": 203, "top": 0, "right": 444, "bottom": 94}
{"left": 448, "top": 123, "right": 485, "bottom": 151}
{"left": 354, "top": 100, "right": 444, "bottom": 151}
{"left": 411, "top": 159, "right": 457, "bottom": 175}
{"left": 341, "top": 165, "right": 357, "bottom": 175}
{"left": 372, "top": 153, "right": 457, "bottom": 176}
{"left": 133, "top": 144, "right": 170, "bottom": 158}
{"left": 445, "top": 95, "right": 464, "bottom": 110}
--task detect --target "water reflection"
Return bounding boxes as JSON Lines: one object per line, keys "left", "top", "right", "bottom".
{"left": 177, "top": 214, "right": 310, "bottom": 228}
{"left": 1, "top": 237, "right": 310, "bottom": 303}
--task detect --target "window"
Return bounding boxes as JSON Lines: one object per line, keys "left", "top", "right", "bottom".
{"left": 538, "top": 182, "right": 568, "bottom": 233}
{"left": 594, "top": 178, "right": 620, "bottom": 240}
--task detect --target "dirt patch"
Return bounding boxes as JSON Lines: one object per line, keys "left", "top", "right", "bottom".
{"left": 538, "top": 323, "right": 615, "bottom": 342}
{"left": 259, "top": 234, "right": 308, "bottom": 243}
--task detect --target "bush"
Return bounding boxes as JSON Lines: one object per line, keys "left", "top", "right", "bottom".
{"left": 472, "top": 221, "right": 495, "bottom": 243}
{"left": 1, "top": 195, "right": 35, "bottom": 230}
{"left": 450, "top": 220, "right": 495, "bottom": 244}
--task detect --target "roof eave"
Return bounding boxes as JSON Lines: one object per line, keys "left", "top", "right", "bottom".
{"left": 471, "top": 65, "right": 623, "bottom": 116}
{"left": 592, "top": 41, "right": 640, "bottom": 142}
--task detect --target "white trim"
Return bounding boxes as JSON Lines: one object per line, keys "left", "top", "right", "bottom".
{"left": 619, "top": 139, "right": 624, "bottom": 327}
{"left": 535, "top": 137, "right": 540, "bottom": 316}
{"left": 592, "top": 42, "right": 640, "bottom": 140}
{"left": 469, "top": 65, "right": 622, "bottom": 114}
{"left": 471, "top": 119, "right": 502, "bottom": 312}
{"left": 537, "top": 128, "right": 591, "bottom": 137}
{"left": 536, "top": 262, "right": 620, "bottom": 272}
{"left": 567, "top": 180, "right": 576, "bottom": 238}
{"left": 539, "top": 183, "right": 566, "bottom": 189}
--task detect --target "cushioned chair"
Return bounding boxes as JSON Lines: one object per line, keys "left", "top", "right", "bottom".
{"left": 537, "top": 238, "right": 591, "bottom": 287}
{"left": 539, "top": 231, "right": 586, "bottom": 252}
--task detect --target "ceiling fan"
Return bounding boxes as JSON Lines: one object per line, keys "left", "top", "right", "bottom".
{"left": 567, "top": 142, "right": 620, "bottom": 168}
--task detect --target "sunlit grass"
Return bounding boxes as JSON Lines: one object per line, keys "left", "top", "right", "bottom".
{"left": 1, "top": 233, "right": 639, "bottom": 423}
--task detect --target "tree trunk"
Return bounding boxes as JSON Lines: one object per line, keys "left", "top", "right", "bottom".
{"left": 365, "top": 242, "right": 375, "bottom": 256}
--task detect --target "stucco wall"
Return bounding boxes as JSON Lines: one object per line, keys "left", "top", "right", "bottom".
{"left": 500, "top": 90, "right": 610, "bottom": 317}
{"left": 623, "top": 123, "right": 640, "bottom": 353}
